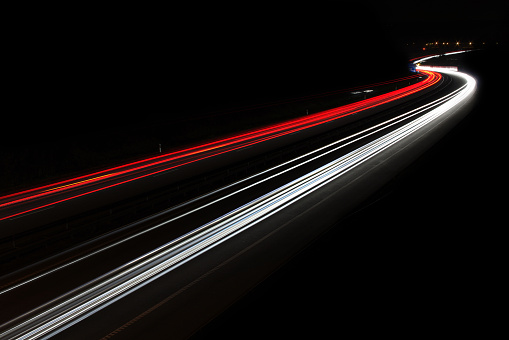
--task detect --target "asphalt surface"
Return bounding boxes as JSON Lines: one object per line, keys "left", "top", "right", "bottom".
{"left": 0, "top": 67, "right": 480, "bottom": 339}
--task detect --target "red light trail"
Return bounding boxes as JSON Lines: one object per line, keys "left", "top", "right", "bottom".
{"left": 0, "top": 70, "right": 441, "bottom": 221}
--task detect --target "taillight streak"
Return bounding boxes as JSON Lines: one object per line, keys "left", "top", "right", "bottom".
{"left": 0, "top": 71, "right": 440, "bottom": 221}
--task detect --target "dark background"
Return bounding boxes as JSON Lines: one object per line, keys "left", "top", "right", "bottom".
{"left": 6, "top": 3, "right": 411, "bottom": 145}
{"left": 4, "top": 1, "right": 506, "bottom": 192}
{"left": 3, "top": 1, "right": 507, "bottom": 337}
{"left": 5, "top": 1, "right": 507, "bottom": 144}
{"left": 3, "top": 2, "right": 416, "bottom": 191}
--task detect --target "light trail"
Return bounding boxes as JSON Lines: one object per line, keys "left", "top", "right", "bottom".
{"left": 0, "top": 69, "right": 476, "bottom": 339}
{"left": 411, "top": 50, "right": 470, "bottom": 65}
{"left": 0, "top": 72, "right": 440, "bottom": 221}
{"left": 0, "top": 69, "right": 455, "bottom": 295}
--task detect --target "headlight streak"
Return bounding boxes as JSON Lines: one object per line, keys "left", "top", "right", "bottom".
{"left": 0, "top": 69, "right": 476, "bottom": 340}
{"left": 411, "top": 50, "right": 470, "bottom": 65}
{"left": 0, "top": 72, "right": 441, "bottom": 221}
{"left": 0, "top": 71, "right": 455, "bottom": 295}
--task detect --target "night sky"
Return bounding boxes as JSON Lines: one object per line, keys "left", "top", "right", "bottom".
{"left": 376, "top": 0, "right": 507, "bottom": 49}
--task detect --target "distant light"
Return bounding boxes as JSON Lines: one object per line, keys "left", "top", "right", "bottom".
{"left": 444, "top": 50, "right": 469, "bottom": 56}
{"left": 363, "top": 89, "right": 373, "bottom": 93}
{"left": 469, "top": 42, "right": 472, "bottom": 45}
{"left": 456, "top": 42, "right": 460, "bottom": 45}
{"left": 423, "top": 47, "right": 426, "bottom": 51}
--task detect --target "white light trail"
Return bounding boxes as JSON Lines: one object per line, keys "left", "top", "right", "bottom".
{"left": 0, "top": 69, "right": 476, "bottom": 340}
{"left": 412, "top": 50, "right": 469, "bottom": 65}
{"left": 0, "top": 73, "right": 458, "bottom": 295}
{"left": 418, "top": 65, "right": 458, "bottom": 71}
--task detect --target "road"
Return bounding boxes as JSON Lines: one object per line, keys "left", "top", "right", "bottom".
{"left": 0, "top": 72, "right": 436, "bottom": 232}
{"left": 0, "top": 66, "right": 476, "bottom": 339}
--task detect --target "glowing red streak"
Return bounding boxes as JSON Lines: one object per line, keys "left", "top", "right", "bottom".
{"left": 0, "top": 70, "right": 440, "bottom": 221}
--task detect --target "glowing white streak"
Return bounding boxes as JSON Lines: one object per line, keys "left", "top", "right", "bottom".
{"left": 413, "top": 55, "right": 440, "bottom": 64}
{"left": 0, "top": 70, "right": 476, "bottom": 340}
{"left": 0, "top": 78, "right": 461, "bottom": 295}
{"left": 412, "top": 50, "right": 470, "bottom": 65}
{"left": 418, "top": 65, "right": 458, "bottom": 71}
{"left": 444, "top": 50, "right": 468, "bottom": 56}
{"left": 417, "top": 65, "right": 458, "bottom": 72}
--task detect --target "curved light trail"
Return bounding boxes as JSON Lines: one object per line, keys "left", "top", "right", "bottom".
{"left": 0, "top": 68, "right": 476, "bottom": 339}
{"left": 0, "top": 72, "right": 440, "bottom": 222}
{"left": 0, "top": 71, "right": 457, "bottom": 295}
